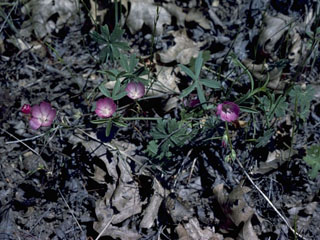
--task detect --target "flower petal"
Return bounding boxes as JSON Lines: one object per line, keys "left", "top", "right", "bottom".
{"left": 47, "top": 108, "right": 57, "bottom": 122}
{"left": 125, "top": 82, "right": 145, "bottom": 99}
{"left": 21, "top": 104, "right": 31, "bottom": 114}
{"left": 31, "top": 105, "right": 42, "bottom": 118}
{"left": 40, "top": 102, "right": 52, "bottom": 117}
{"left": 95, "top": 98, "right": 116, "bottom": 118}
{"left": 29, "top": 117, "right": 42, "bottom": 130}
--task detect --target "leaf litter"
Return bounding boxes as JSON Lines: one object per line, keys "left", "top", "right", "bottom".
{"left": 0, "top": 0, "right": 320, "bottom": 239}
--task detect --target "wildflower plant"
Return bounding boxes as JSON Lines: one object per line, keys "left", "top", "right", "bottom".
{"left": 29, "top": 102, "right": 56, "bottom": 130}
{"left": 125, "top": 82, "right": 145, "bottom": 100}
{"left": 95, "top": 98, "right": 117, "bottom": 118}
{"left": 90, "top": 23, "right": 129, "bottom": 63}
{"left": 179, "top": 51, "right": 221, "bottom": 109}
{"left": 21, "top": 104, "right": 32, "bottom": 114}
{"left": 217, "top": 102, "right": 240, "bottom": 122}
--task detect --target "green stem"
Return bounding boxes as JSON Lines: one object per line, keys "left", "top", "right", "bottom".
{"left": 123, "top": 117, "right": 162, "bottom": 121}
{"left": 225, "top": 121, "right": 233, "bottom": 153}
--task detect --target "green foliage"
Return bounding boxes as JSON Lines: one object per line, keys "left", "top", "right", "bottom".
{"left": 256, "top": 129, "right": 275, "bottom": 148}
{"left": 303, "top": 145, "right": 320, "bottom": 179}
{"left": 97, "top": 54, "right": 148, "bottom": 101}
{"left": 289, "top": 85, "right": 315, "bottom": 121}
{"left": 90, "top": 24, "right": 129, "bottom": 63}
{"left": 146, "top": 119, "right": 197, "bottom": 160}
{"left": 179, "top": 51, "right": 221, "bottom": 109}
{"left": 261, "top": 93, "right": 288, "bottom": 119}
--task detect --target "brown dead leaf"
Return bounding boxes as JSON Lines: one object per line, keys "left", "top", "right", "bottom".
{"left": 21, "top": 0, "right": 79, "bottom": 38}
{"left": 258, "top": 14, "right": 292, "bottom": 55}
{"left": 126, "top": 0, "right": 171, "bottom": 35}
{"left": 242, "top": 59, "right": 285, "bottom": 90}
{"left": 213, "top": 184, "right": 254, "bottom": 227}
{"left": 252, "top": 149, "right": 294, "bottom": 175}
{"left": 156, "top": 29, "right": 206, "bottom": 65}
{"left": 94, "top": 198, "right": 141, "bottom": 240}
{"left": 237, "top": 218, "right": 259, "bottom": 240}
{"left": 183, "top": 217, "right": 220, "bottom": 240}
{"left": 186, "top": 9, "right": 211, "bottom": 30}
{"left": 165, "top": 194, "right": 194, "bottom": 223}
{"left": 140, "top": 178, "right": 165, "bottom": 229}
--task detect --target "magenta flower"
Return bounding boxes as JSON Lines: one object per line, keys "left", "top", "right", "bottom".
{"left": 95, "top": 98, "right": 116, "bottom": 118}
{"left": 125, "top": 82, "right": 145, "bottom": 100}
{"left": 21, "top": 104, "right": 32, "bottom": 114}
{"left": 217, "top": 102, "right": 240, "bottom": 122}
{"left": 29, "top": 102, "right": 57, "bottom": 130}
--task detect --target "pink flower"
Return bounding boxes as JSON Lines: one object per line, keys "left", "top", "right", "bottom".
{"left": 95, "top": 98, "right": 116, "bottom": 118}
{"left": 29, "top": 102, "right": 57, "bottom": 130}
{"left": 217, "top": 102, "right": 240, "bottom": 122}
{"left": 125, "top": 82, "right": 145, "bottom": 100}
{"left": 21, "top": 104, "right": 32, "bottom": 114}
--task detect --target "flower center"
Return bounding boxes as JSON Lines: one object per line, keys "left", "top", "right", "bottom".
{"left": 102, "top": 107, "right": 111, "bottom": 116}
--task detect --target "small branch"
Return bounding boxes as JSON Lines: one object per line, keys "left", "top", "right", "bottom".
{"left": 235, "top": 157, "right": 308, "bottom": 240}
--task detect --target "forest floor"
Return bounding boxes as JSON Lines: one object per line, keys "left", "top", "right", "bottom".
{"left": 0, "top": 0, "right": 320, "bottom": 240}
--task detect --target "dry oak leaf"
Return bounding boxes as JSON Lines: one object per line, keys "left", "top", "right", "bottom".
{"left": 156, "top": 29, "right": 206, "bottom": 65}
{"left": 126, "top": 0, "right": 171, "bottom": 35}
{"left": 20, "top": 0, "right": 79, "bottom": 38}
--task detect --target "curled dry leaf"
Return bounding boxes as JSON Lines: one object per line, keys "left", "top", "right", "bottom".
{"left": 185, "top": 9, "right": 211, "bottom": 30}
{"left": 140, "top": 178, "right": 165, "bottom": 229}
{"left": 213, "top": 184, "right": 254, "bottom": 227}
{"left": 176, "top": 217, "right": 221, "bottom": 240}
{"left": 126, "top": 0, "right": 171, "bottom": 35}
{"left": 156, "top": 29, "right": 206, "bottom": 65}
{"left": 69, "top": 132, "right": 143, "bottom": 238}
{"left": 237, "top": 218, "right": 259, "bottom": 240}
{"left": 165, "top": 194, "right": 194, "bottom": 223}
{"left": 94, "top": 197, "right": 141, "bottom": 240}
{"left": 258, "top": 14, "right": 292, "bottom": 56}
{"left": 21, "top": 0, "right": 79, "bottom": 38}
{"left": 242, "top": 59, "right": 285, "bottom": 90}
{"left": 252, "top": 149, "right": 294, "bottom": 175}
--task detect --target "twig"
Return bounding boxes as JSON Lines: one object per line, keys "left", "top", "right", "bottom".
{"left": 235, "top": 157, "right": 308, "bottom": 240}
{"left": 187, "top": 157, "right": 197, "bottom": 184}
{"left": 1, "top": 128, "right": 40, "bottom": 156}
{"left": 95, "top": 215, "right": 114, "bottom": 240}
{"left": 58, "top": 189, "right": 83, "bottom": 233}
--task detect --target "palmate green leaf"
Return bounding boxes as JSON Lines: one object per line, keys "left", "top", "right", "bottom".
{"left": 119, "top": 54, "right": 129, "bottom": 71}
{"left": 147, "top": 140, "right": 159, "bottom": 156}
{"left": 289, "top": 85, "right": 315, "bottom": 121}
{"left": 273, "top": 96, "right": 288, "bottom": 118}
{"left": 112, "top": 41, "right": 130, "bottom": 50}
{"left": 105, "top": 119, "right": 112, "bottom": 137}
{"left": 148, "top": 119, "right": 196, "bottom": 160}
{"left": 99, "top": 46, "right": 110, "bottom": 62}
{"left": 100, "top": 25, "right": 110, "bottom": 40}
{"left": 195, "top": 51, "right": 203, "bottom": 79}
{"left": 110, "top": 24, "right": 124, "bottom": 42}
{"left": 99, "top": 84, "right": 111, "bottom": 98}
{"left": 111, "top": 44, "right": 120, "bottom": 59}
{"left": 303, "top": 145, "right": 320, "bottom": 179}
{"left": 196, "top": 83, "right": 206, "bottom": 106}
{"left": 181, "top": 83, "right": 196, "bottom": 98}
{"left": 112, "top": 79, "right": 121, "bottom": 97}
{"left": 112, "top": 91, "right": 127, "bottom": 100}
{"left": 129, "top": 54, "right": 138, "bottom": 72}
{"left": 179, "top": 64, "right": 196, "bottom": 80}
{"left": 256, "top": 129, "right": 274, "bottom": 148}
{"left": 90, "top": 30, "right": 107, "bottom": 45}
{"left": 200, "top": 79, "right": 221, "bottom": 89}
